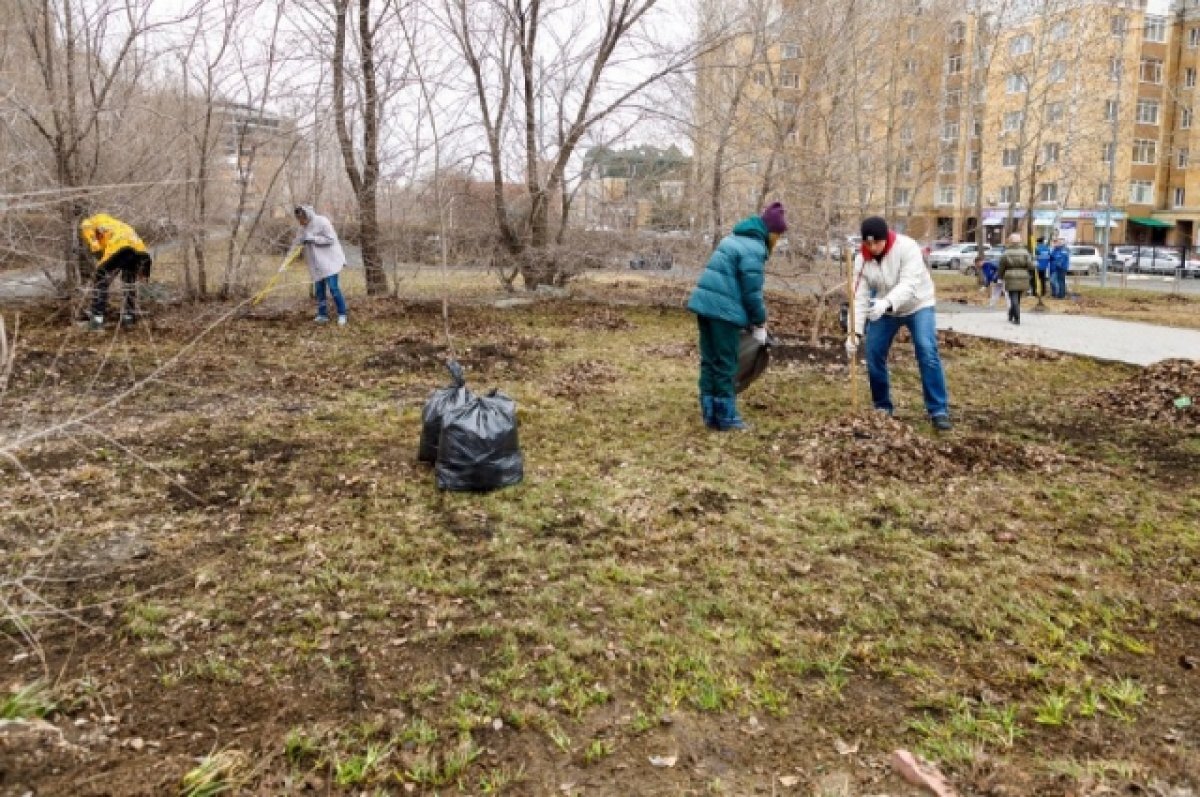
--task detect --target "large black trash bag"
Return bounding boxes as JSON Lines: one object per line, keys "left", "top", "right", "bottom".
{"left": 736, "top": 331, "right": 773, "bottom": 394}
{"left": 435, "top": 390, "right": 524, "bottom": 492}
{"left": 419, "top": 360, "right": 474, "bottom": 464}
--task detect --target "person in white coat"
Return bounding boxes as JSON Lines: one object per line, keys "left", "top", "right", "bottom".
{"left": 293, "top": 205, "right": 349, "bottom": 325}
{"left": 845, "top": 216, "right": 952, "bottom": 431}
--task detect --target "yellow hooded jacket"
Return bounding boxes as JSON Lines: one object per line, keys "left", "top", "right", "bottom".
{"left": 80, "top": 214, "right": 147, "bottom": 266}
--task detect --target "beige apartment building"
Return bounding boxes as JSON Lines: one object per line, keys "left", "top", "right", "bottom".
{"left": 700, "top": 0, "right": 1200, "bottom": 249}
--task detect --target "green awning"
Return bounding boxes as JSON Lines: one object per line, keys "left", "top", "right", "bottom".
{"left": 1128, "top": 216, "right": 1175, "bottom": 228}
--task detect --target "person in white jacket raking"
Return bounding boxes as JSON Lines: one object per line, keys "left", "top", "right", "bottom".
{"left": 845, "top": 216, "right": 952, "bottom": 431}
{"left": 293, "top": 204, "right": 349, "bottom": 326}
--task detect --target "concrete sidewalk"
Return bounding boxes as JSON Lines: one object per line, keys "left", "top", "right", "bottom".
{"left": 936, "top": 302, "right": 1200, "bottom": 366}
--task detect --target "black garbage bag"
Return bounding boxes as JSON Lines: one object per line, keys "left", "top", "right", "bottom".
{"left": 419, "top": 360, "right": 474, "bottom": 464}
{"left": 736, "top": 331, "right": 772, "bottom": 394}
{"left": 435, "top": 390, "right": 524, "bottom": 492}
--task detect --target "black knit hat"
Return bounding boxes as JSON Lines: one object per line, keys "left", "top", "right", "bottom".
{"left": 860, "top": 216, "right": 889, "bottom": 243}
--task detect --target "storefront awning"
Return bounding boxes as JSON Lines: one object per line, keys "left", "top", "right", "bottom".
{"left": 1128, "top": 216, "right": 1175, "bottom": 228}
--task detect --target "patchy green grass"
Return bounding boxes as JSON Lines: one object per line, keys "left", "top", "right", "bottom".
{"left": 1, "top": 278, "right": 1197, "bottom": 795}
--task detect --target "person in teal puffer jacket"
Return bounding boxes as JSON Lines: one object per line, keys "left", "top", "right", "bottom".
{"left": 687, "top": 202, "right": 787, "bottom": 430}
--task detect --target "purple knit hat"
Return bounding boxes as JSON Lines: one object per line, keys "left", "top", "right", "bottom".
{"left": 761, "top": 202, "right": 788, "bottom": 234}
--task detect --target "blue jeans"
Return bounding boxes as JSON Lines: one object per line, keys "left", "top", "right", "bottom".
{"left": 865, "top": 306, "right": 950, "bottom": 418}
{"left": 1051, "top": 269, "right": 1067, "bottom": 298}
{"left": 315, "top": 273, "right": 347, "bottom": 317}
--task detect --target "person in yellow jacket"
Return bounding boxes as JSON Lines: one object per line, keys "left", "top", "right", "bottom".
{"left": 80, "top": 213, "right": 152, "bottom": 329}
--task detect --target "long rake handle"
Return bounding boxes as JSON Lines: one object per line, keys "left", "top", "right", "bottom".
{"left": 250, "top": 246, "right": 303, "bottom": 307}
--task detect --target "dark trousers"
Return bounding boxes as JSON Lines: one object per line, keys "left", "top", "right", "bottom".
{"left": 697, "top": 315, "right": 740, "bottom": 399}
{"left": 1007, "top": 289, "right": 1023, "bottom": 324}
{"left": 92, "top": 248, "right": 149, "bottom": 319}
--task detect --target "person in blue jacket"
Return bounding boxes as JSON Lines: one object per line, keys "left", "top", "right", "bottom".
{"left": 687, "top": 202, "right": 787, "bottom": 430}
{"left": 1049, "top": 237, "right": 1071, "bottom": 298}
{"left": 1034, "top": 237, "right": 1050, "bottom": 297}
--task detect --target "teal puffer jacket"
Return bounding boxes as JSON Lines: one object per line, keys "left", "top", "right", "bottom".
{"left": 686, "top": 216, "right": 769, "bottom": 328}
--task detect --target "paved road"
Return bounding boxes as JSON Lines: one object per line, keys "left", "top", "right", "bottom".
{"left": 937, "top": 302, "right": 1200, "bottom": 366}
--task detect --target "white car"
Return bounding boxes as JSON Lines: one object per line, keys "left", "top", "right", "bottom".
{"left": 1067, "top": 245, "right": 1103, "bottom": 276}
{"left": 1132, "top": 251, "right": 1181, "bottom": 274}
{"left": 927, "top": 243, "right": 982, "bottom": 270}
{"left": 1107, "top": 246, "right": 1139, "bottom": 272}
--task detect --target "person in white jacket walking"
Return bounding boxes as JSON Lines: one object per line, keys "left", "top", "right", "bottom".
{"left": 845, "top": 216, "right": 952, "bottom": 431}
{"left": 293, "top": 205, "right": 349, "bottom": 326}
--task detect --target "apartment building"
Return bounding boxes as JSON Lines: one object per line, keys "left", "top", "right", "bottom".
{"left": 700, "top": 0, "right": 1200, "bottom": 249}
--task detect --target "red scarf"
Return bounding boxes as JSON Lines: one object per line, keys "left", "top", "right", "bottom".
{"left": 860, "top": 231, "right": 897, "bottom": 262}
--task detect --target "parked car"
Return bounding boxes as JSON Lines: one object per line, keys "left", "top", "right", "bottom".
{"left": 629, "top": 250, "right": 673, "bottom": 270}
{"left": 1183, "top": 257, "right": 1200, "bottom": 278}
{"left": 1108, "top": 245, "right": 1139, "bottom": 272}
{"left": 927, "top": 242, "right": 982, "bottom": 270}
{"left": 1067, "top": 245, "right": 1103, "bottom": 276}
{"left": 1131, "top": 250, "right": 1181, "bottom": 274}
{"left": 818, "top": 235, "right": 863, "bottom": 261}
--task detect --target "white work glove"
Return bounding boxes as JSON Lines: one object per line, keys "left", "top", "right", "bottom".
{"left": 751, "top": 326, "right": 768, "bottom": 345}
{"left": 845, "top": 334, "right": 860, "bottom": 356}
{"left": 867, "top": 298, "right": 892, "bottom": 322}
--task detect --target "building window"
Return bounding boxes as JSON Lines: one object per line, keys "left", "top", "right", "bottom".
{"left": 894, "top": 187, "right": 911, "bottom": 207}
{"left": 1101, "top": 142, "right": 1115, "bottom": 163}
{"left": 754, "top": 71, "right": 766, "bottom": 86}
{"left": 938, "top": 186, "right": 956, "bottom": 205}
{"left": 1183, "top": 107, "right": 1194, "bottom": 129}
{"left": 904, "top": 57, "right": 918, "bottom": 74}
{"left": 966, "top": 185, "right": 979, "bottom": 205}
{"left": 1105, "top": 99, "right": 1118, "bottom": 121}
{"left": 1046, "top": 102, "right": 1065, "bottom": 123}
{"left": 1136, "top": 99, "right": 1160, "bottom": 125}
{"left": 1111, "top": 15, "right": 1127, "bottom": 36}
{"left": 901, "top": 123, "right": 914, "bottom": 143}
{"left": 1141, "top": 59, "right": 1163, "bottom": 84}
{"left": 1187, "top": 68, "right": 1197, "bottom": 89}
{"left": 1179, "top": 147, "right": 1190, "bottom": 168}
{"left": 1174, "top": 187, "right": 1186, "bottom": 207}
{"left": 1038, "top": 182, "right": 1058, "bottom": 203}
{"left": 1006, "top": 73, "right": 1027, "bottom": 93}
{"left": 898, "top": 156, "right": 913, "bottom": 176}
{"left": 945, "top": 89, "right": 961, "bottom": 107}
{"left": 1003, "top": 147, "right": 1019, "bottom": 167}
{"left": 1051, "top": 20, "right": 1069, "bottom": 42}
{"left": 999, "top": 185, "right": 1016, "bottom": 204}
{"left": 781, "top": 43, "right": 801, "bottom": 59}
{"left": 780, "top": 101, "right": 798, "bottom": 116}
{"left": 1145, "top": 16, "right": 1166, "bottom": 43}
{"left": 1191, "top": 27, "right": 1200, "bottom": 48}
{"left": 947, "top": 54, "right": 963, "bottom": 74}
{"left": 1109, "top": 58, "right": 1122, "bottom": 82}
{"left": 942, "top": 121, "right": 959, "bottom": 141}
{"left": 1003, "top": 111, "right": 1024, "bottom": 132}
{"left": 780, "top": 72, "right": 800, "bottom": 89}
{"left": 1042, "top": 142, "right": 1060, "bottom": 163}
{"left": 1130, "top": 180, "right": 1154, "bottom": 204}
{"left": 972, "top": 117, "right": 983, "bottom": 137}
{"left": 1010, "top": 34, "right": 1032, "bottom": 56}
{"left": 940, "top": 153, "right": 958, "bottom": 173}
{"left": 902, "top": 90, "right": 917, "bottom": 108}
{"left": 1097, "top": 183, "right": 1112, "bottom": 204}
{"left": 969, "top": 149, "right": 982, "bottom": 172}
{"left": 1048, "top": 60, "right": 1067, "bottom": 84}
{"left": 949, "top": 21, "right": 966, "bottom": 44}
{"left": 1133, "top": 139, "right": 1157, "bottom": 164}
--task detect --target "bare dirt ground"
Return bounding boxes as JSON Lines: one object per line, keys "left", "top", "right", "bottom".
{"left": 1, "top": 280, "right": 1197, "bottom": 796}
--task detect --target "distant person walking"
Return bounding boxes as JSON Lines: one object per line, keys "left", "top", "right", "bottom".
{"left": 80, "top": 213, "right": 153, "bottom": 330}
{"left": 687, "top": 202, "right": 787, "bottom": 431}
{"left": 846, "top": 216, "right": 952, "bottom": 431}
{"left": 1049, "top": 237, "right": 1070, "bottom": 299}
{"left": 998, "top": 233, "right": 1035, "bottom": 325}
{"left": 293, "top": 205, "right": 349, "bottom": 326}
